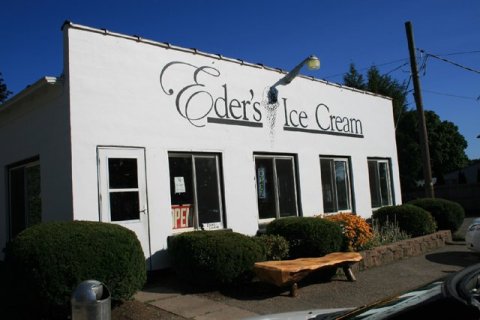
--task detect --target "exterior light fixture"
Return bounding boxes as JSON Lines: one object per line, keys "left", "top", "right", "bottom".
{"left": 268, "top": 55, "right": 320, "bottom": 104}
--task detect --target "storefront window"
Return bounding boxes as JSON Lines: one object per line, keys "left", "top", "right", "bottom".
{"left": 320, "top": 157, "right": 352, "bottom": 213}
{"left": 169, "top": 153, "right": 224, "bottom": 231}
{"left": 255, "top": 155, "right": 299, "bottom": 220}
{"left": 8, "top": 158, "right": 42, "bottom": 239}
{"left": 368, "top": 159, "right": 393, "bottom": 208}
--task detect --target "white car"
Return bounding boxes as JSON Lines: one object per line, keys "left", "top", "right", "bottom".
{"left": 465, "top": 218, "right": 480, "bottom": 252}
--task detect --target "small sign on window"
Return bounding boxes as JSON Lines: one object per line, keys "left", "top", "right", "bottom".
{"left": 174, "top": 177, "right": 186, "bottom": 193}
{"left": 171, "top": 204, "right": 191, "bottom": 229}
{"left": 202, "top": 222, "right": 222, "bottom": 230}
{"left": 258, "top": 167, "right": 267, "bottom": 199}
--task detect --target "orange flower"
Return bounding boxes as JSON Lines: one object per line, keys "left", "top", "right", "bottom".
{"left": 323, "top": 213, "right": 373, "bottom": 251}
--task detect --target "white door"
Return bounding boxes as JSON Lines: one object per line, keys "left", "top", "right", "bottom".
{"left": 97, "top": 147, "right": 151, "bottom": 265}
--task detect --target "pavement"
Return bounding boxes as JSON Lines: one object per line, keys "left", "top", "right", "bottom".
{"left": 135, "top": 217, "right": 480, "bottom": 320}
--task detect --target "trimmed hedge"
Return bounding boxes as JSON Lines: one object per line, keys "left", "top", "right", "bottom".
{"left": 408, "top": 198, "right": 465, "bottom": 233}
{"left": 265, "top": 217, "right": 343, "bottom": 258}
{"left": 252, "top": 234, "right": 289, "bottom": 261}
{"left": 7, "top": 221, "right": 146, "bottom": 319}
{"left": 372, "top": 204, "right": 436, "bottom": 237}
{"left": 168, "top": 231, "right": 265, "bottom": 287}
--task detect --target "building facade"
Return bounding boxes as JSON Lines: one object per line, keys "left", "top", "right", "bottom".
{"left": 0, "top": 22, "right": 401, "bottom": 269}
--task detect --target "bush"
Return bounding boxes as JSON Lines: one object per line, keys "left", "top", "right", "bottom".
{"left": 323, "top": 213, "right": 374, "bottom": 251}
{"left": 265, "top": 217, "right": 343, "bottom": 259}
{"left": 408, "top": 198, "right": 465, "bottom": 233}
{"left": 363, "top": 218, "right": 411, "bottom": 249}
{"left": 168, "top": 231, "right": 265, "bottom": 287}
{"left": 7, "top": 221, "right": 146, "bottom": 319}
{"left": 252, "top": 234, "right": 289, "bottom": 260}
{"left": 372, "top": 204, "right": 436, "bottom": 237}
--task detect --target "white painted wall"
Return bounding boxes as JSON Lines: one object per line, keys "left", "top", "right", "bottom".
{"left": 0, "top": 82, "right": 72, "bottom": 258}
{"left": 63, "top": 24, "right": 401, "bottom": 269}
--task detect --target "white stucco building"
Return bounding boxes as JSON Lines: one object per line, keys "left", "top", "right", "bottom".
{"left": 0, "top": 22, "right": 401, "bottom": 269}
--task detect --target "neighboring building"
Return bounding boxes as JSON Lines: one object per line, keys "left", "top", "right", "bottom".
{"left": 443, "top": 162, "right": 480, "bottom": 185}
{"left": 0, "top": 22, "right": 402, "bottom": 269}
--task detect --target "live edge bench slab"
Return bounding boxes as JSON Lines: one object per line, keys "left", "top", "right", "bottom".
{"left": 253, "top": 252, "right": 363, "bottom": 297}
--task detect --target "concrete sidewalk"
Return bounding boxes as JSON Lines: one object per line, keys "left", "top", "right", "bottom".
{"left": 135, "top": 218, "right": 479, "bottom": 320}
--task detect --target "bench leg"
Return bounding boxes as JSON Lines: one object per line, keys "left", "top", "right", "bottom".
{"left": 342, "top": 266, "right": 356, "bottom": 282}
{"left": 290, "top": 283, "right": 298, "bottom": 297}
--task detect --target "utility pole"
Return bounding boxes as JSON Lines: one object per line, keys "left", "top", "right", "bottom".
{"left": 405, "top": 21, "right": 435, "bottom": 198}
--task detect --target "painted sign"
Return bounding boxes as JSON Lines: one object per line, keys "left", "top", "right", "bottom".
{"left": 171, "top": 204, "right": 192, "bottom": 229}
{"left": 160, "top": 61, "right": 364, "bottom": 138}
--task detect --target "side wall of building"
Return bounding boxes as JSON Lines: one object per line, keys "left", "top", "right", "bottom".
{"left": 65, "top": 25, "right": 401, "bottom": 269}
{"left": 0, "top": 82, "right": 73, "bottom": 258}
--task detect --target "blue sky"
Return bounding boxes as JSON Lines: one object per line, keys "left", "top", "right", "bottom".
{"left": 1, "top": 0, "right": 479, "bottom": 159}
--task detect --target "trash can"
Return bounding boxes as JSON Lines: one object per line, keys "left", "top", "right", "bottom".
{"left": 71, "top": 280, "right": 111, "bottom": 320}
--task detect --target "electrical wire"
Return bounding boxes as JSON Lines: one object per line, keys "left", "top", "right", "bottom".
{"left": 423, "top": 89, "right": 480, "bottom": 101}
{"left": 418, "top": 49, "right": 480, "bottom": 74}
{"left": 323, "top": 58, "right": 409, "bottom": 80}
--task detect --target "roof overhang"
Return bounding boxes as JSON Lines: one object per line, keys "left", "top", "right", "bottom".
{"left": 0, "top": 76, "right": 60, "bottom": 113}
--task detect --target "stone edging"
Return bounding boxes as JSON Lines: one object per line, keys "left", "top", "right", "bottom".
{"left": 353, "top": 230, "right": 452, "bottom": 272}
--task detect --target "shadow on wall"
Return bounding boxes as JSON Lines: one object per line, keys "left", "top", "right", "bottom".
{"left": 146, "top": 249, "right": 170, "bottom": 272}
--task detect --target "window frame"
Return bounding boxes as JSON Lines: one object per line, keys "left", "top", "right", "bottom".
{"left": 6, "top": 156, "right": 42, "bottom": 240}
{"left": 168, "top": 152, "right": 225, "bottom": 233}
{"left": 319, "top": 156, "right": 353, "bottom": 214}
{"left": 254, "top": 154, "right": 300, "bottom": 223}
{"left": 368, "top": 158, "right": 394, "bottom": 209}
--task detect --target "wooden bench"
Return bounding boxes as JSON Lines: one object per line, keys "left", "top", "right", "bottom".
{"left": 253, "top": 252, "right": 363, "bottom": 297}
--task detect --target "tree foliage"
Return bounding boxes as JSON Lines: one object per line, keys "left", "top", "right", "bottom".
{"left": 0, "top": 72, "right": 12, "bottom": 104}
{"left": 344, "top": 64, "right": 408, "bottom": 124}
{"left": 343, "top": 64, "right": 469, "bottom": 191}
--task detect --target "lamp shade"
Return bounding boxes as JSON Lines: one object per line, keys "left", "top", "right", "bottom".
{"left": 306, "top": 55, "right": 320, "bottom": 70}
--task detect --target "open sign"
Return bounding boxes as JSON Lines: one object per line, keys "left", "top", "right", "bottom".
{"left": 171, "top": 204, "right": 192, "bottom": 229}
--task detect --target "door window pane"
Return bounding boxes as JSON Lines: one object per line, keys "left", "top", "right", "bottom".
{"left": 110, "top": 191, "right": 140, "bottom": 221}
{"left": 255, "top": 155, "right": 298, "bottom": 220}
{"left": 108, "top": 158, "right": 138, "bottom": 188}
{"left": 107, "top": 158, "right": 140, "bottom": 221}
{"left": 320, "top": 157, "right": 352, "bottom": 213}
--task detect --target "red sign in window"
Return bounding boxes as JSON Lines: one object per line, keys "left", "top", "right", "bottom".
{"left": 171, "top": 204, "right": 192, "bottom": 229}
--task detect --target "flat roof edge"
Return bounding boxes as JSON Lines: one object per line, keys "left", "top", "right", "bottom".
{"left": 63, "top": 22, "right": 392, "bottom": 102}
{"left": 0, "top": 76, "right": 60, "bottom": 112}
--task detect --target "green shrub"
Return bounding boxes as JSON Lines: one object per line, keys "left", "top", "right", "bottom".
{"left": 7, "top": 221, "right": 146, "bottom": 319}
{"left": 408, "top": 198, "right": 465, "bottom": 233}
{"left": 363, "top": 218, "right": 411, "bottom": 249}
{"left": 265, "top": 217, "right": 343, "bottom": 258}
{"left": 168, "top": 231, "right": 265, "bottom": 287}
{"left": 252, "top": 234, "right": 289, "bottom": 260}
{"left": 372, "top": 204, "right": 436, "bottom": 237}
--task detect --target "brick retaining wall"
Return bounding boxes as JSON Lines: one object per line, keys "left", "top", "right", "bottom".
{"left": 353, "top": 230, "right": 452, "bottom": 271}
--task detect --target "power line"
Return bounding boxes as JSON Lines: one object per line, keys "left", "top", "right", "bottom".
{"left": 323, "top": 58, "right": 409, "bottom": 80}
{"left": 324, "top": 49, "right": 480, "bottom": 81}
{"left": 436, "top": 50, "right": 480, "bottom": 57}
{"left": 418, "top": 49, "right": 480, "bottom": 74}
{"left": 423, "top": 89, "right": 480, "bottom": 101}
